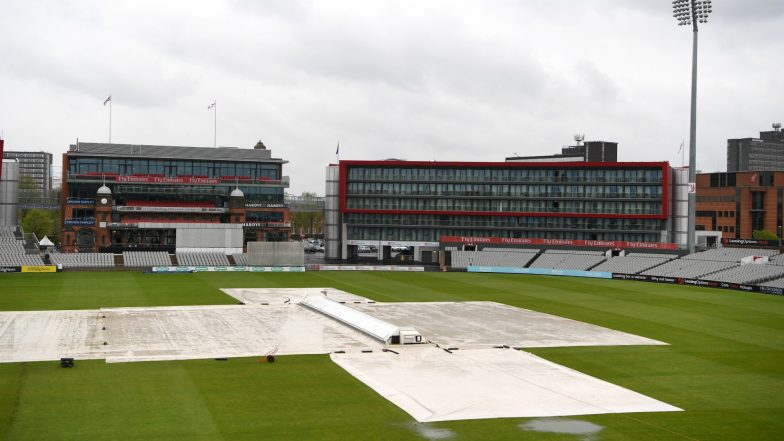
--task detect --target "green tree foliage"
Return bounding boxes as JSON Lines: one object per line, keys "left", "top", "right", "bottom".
{"left": 291, "top": 211, "right": 324, "bottom": 236}
{"left": 291, "top": 192, "right": 324, "bottom": 237}
{"left": 752, "top": 229, "right": 780, "bottom": 240}
{"left": 20, "top": 209, "right": 55, "bottom": 240}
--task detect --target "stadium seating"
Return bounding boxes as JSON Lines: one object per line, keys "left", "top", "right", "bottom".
{"left": 450, "top": 249, "right": 539, "bottom": 269}
{"left": 591, "top": 255, "right": 674, "bottom": 274}
{"left": 48, "top": 252, "right": 115, "bottom": 269}
{"left": 705, "top": 264, "right": 784, "bottom": 285}
{"left": 528, "top": 251, "right": 606, "bottom": 271}
{"left": 626, "top": 252, "right": 681, "bottom": 259}
{"left": 682, "top": 248, "right": 778, "bottom": 262}
{"left": 544, "top": 249, "right": 605, "bottom": 256}
{"left": 761, "top": 277, "right": 784, "bottom": 289}
{"left": 769, "top": 254, "right": 784, "bottom": 266}
{"left": 232, "top": 253, "right": 248, "bottom": 265}
{"left": 123, "top": 251, "right": 172, "bottom": 267}
{"left": 641, "top": 259, "right": 736, "bottom": 279}
{"left": 176, "top": 251, "right": 230, "bottom": 266}
{"left": 0, "top": 226, "right": 45, "bottom": 266}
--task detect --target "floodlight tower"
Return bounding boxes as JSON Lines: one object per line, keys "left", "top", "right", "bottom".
{"left": 673, "top": 0, "right": 712, "bottom": 254}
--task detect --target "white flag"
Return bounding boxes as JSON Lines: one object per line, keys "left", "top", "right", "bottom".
{"left": 103, "top": 95, "right": 111, "bottom": 106}
{"left": 207, "top": 101, "right": 216, "bottom": 110}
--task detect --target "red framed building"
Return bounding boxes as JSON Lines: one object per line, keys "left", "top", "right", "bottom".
{"left": 326, "top": 160, "right": 674, "bottom": 261}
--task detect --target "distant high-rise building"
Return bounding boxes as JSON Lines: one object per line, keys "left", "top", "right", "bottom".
{"left": 1, "top": 159, "right": 19, "bottom": 226}
{"left": 726, "top": 124, "right": 784, "bottom": 172}
{"left": 2, "top": 151, "right": 54, "bottom": 195}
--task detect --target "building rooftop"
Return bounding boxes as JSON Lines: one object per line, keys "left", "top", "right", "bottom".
{"left": 68, "top": 142, "right": 287, "bottom": 164}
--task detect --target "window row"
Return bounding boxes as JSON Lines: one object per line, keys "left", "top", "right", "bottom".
{"left": 346, "top": 197, "right": 663, "bottom": 215}
{"left": 347, "top": 167, "right": 663, "bottom": 183}
{"left": 347, "top": 182, "right": 662, "bottom": 198}
{"left": 347, "top": 226, "right": 661, "bottom": 243}
{"left": 69, "top": 157, "right": 280, "bottom": 180}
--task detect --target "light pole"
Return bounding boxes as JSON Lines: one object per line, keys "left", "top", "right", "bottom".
{"left": 673, "top": 0, "right": 712, "bottom": 254}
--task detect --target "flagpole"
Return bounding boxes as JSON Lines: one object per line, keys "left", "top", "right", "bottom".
{"left": 677, "top": 140, "right": 685, "bottom": 167}
{"left": 214, "top": 102, "right": 217, "bottom": 148}
{"left": 681, "top": 142, "right": 684, "bottom": 167}
{"left": 104, "top": 95, "right": 112, "bottom": 143}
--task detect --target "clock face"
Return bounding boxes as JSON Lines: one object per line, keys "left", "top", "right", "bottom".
{"left": 100, "top": 198, "right": 108, "bottom": 205}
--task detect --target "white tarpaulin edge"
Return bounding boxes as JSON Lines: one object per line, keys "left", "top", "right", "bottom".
{"left": 330, "top": 347, "right": 682, "bottom": 422}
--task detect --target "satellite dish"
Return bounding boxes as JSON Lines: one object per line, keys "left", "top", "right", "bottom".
{"left": 574, "top": 134, "right": 585, "bottom": 145}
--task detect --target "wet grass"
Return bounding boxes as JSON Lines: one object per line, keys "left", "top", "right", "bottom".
{"left": 1, "top": 271, "right": 783, "bottom": 440}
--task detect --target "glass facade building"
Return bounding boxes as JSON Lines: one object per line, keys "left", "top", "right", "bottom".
{"left": 61, "top": 142, "right": 290, "bottom": 252}
{"left": 727, "top": 128, "right": 784, "bottom": 172}
{"left": 327, "top": 160, "right": 671, "bottom": 259}
{"left": 2, "top": 150, "right": 54, "bottom": 197}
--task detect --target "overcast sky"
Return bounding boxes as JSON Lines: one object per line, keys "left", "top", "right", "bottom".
{"left": 1, "top": 0, "right": 782, "bottom": 195}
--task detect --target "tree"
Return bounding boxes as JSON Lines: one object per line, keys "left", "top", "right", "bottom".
{"left": 290, "top": 192, "right": 324, "bottom": 237}
{"left": 752, "top": 230, "right": 779, "bottom": 240}
{"left": 20, "top": 209, "right": 55, "bottom": 240}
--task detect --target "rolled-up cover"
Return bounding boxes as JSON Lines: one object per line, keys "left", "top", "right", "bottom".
{"left": 301, "top": 296, "right": 398, "bottom": 343}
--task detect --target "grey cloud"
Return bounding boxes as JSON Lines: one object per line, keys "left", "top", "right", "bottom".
{"left": 0, "top": 0, "right": 781, "bottom": 195}
{"left": 572, "top": 60, "right": 621, "bottom": 101}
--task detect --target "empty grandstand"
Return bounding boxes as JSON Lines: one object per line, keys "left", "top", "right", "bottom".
{"left": 591, "top": 254, "right": 675, "bottom": 275}
{"left": 761, "top": 277, "right": 784, "bottom": 289}
{"left": 769, "top": 254, "right": 784, "bottom": 266}
{"left": 48, "top": 252, "right": 114, "bottom": 269}
{"left": 528, "top": 250, "right": 606, "bottom": 271}
{"left": 232, "top": 253, "right": 248, "bottom": 265}
{"left": 681, "top": 248, "right": 778, "bottom": 262}
{"left": 705, "top": 264, "right": 784, "bottom": 285}
{"left": 123, "top": 251, "right": 172, "bottom": 268}
{"left": 0, "top": 226, "right": 45, "bottom": 266}
{"left": 176, "top": 251, "right": 230, "bottom": 266}
{"left": 641, "top": 259, "right": 737, "bottom": 279}
{"left": 450, "top": 248, "right": 539, "bottom": 269}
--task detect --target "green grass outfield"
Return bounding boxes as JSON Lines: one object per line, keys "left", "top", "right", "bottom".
{"left": 1, "top": 271, "right": 783, "bottom": 440}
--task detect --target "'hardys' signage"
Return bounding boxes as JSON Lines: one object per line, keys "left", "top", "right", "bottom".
{"left": 66, "top": 197, "right": 95, "bottom": 205}
{"left": 245, "top": 203, "right": 286, "bottom": 208}
{"left": 64, "top": 218, "right": 96, "bottom": 226}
